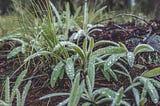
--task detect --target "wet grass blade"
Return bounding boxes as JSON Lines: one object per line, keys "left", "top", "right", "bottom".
{"left": 51, "top": 61, "right": 64, "bottom": 87}
{"left": 111, "top": 87, "right": 124, "bottom": 106}
{"left": 7, "top": 46, "right": 22, "bottom": 59}
{"left": 83, "top": 0, "right": 88, "bottom": 32}
{"left": 5, "top": 77, "right": 10, "bottom": 104}
{"left": 132, "top": 88, "right": 140, "bottom": 106}
{"left": 49, "top": 1, "right": 62, "bottom": 25}
{"left": 11, "top": 70, "right": 27, "bottom": 102}
{"left": 40, "top": 93, "right": 70, "bottom": 100}
{"left": 127, "top": 52, "right": 135, "bottom": 67}
{"left": 68, "top": 73, "right": 81, "bottom": 106}
{"left": 93, "top": 46, "right": 127, "bottom": 57}
{"left": 134, "top": 44, "right": 154, "bottom": 55}
{"left": 88, "top": 57, "right": 95, "bottom": 89}
{"left": 142, "top": 67, "right": 160, "bottom": 77}
{"left": 150, "top": 79, "right": 160, "bottom": 88}
{"left": 104, "top": 54, "right": 122, "bottom": 70}
{"left": 24, "top": 51, "right": 51, "bottom": 62}
{"left": 16, "top": 89, "right": 21, "bottom": 106}
{"left": 94, "top": 40, "right": 119, "bottom": 47}
{"left": 65, "top": 58, "right": 75, "bottom": 81}
{"left": 21, "top": 80, "right": 32, "bottom": 106}
{"left": 146, "top": 81, "right": 159, "bottom": 103}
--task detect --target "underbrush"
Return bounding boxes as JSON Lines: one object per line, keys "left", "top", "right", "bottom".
{"left": 0, "top": 0, "right": 160, "bottom": 106}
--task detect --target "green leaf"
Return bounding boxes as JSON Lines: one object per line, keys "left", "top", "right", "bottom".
{"left": 40, "top": 93, "right": 70, "bottom": 100}
{"left": 57, "top": 98, "right": 70, "bottom": 106}
{"left": 127, "top": 52, "right": 135, "bottom": 67}
{"left": 101, "top": 68, "right": 110, "bottom": 81}
{"left": 88, "top": 57, "right": 95, "bottom": 90}
{"left": 21, "top": 80, "right": 32, "bottom": 106}
{"left": 150, "top": 79, "right": 160, "bottom": 88}
{"left": 82, "top": 102, "right": 91, "bottom": 106}
{"left": 11, "top": 70, "right": 27, "bottom": 102}
{"left": 86, "top": 76, "right": 93, "bottom": 95}
{"left": 146, "top": 81, "right": 159, "bottom": 103}
{"left": 7, "top": 47, "right": 22, "bottom": 59}
{"left": 65, "top": 58, "right": 75, "bottom": 81}
{"left": 134, "top": 44, "right": 154, "bottom": 55}
{"left": 24, "top": 51, "right": 51, "bottom": 62}
{"left": 104, "top": 54, "right": 122, "bottom": 70}
{"left": 142, "top": 67, "right": 160, "bottom": 77}
{"left": 65, "top": 2, "right": 70, "bottom": 40}
{"left": 94, "top": 40, "right": 119, "bottom": 47}
{"left": 51, "top": 62, "right": 64, "bottom": 87}
{"left": 93, "top": 88, "right": 116, "bottom": 99}
{"left": 88, "top": 37, "right": 94, "bottom": 54}
{"left": 93, "top": 46, "right": 127, "bottom": 57}
{"left": 68, "top": 73, "right": 80, "bottom": 106}
{"left": 54, "top": 41, "right": 85, "bottom": 61}
{"left": 83, "top": 0, "right": 88, "bottom": 31}
{"left": 83, "top": 37, "right": 88, "bottom": 53}
{"left": 132, "top": 88, "right": 140, "bottom": 106}
{"left": 111, "top": 87, "right": 124, "bottom": 106}
{"left": 5, "top": 77, "right": 10, "bottom": 104}
{"left": 49, "top": 1, "right": 62, "bottom": 25}
{"left": 15, "top": 89, "right": 21, "bottom": 106}
{"left": 108, "top": 68, "right": 118, "bottom": 81}
{"left": 73, "top": 80, "right": 85, "bottom": 106}
{"left": 0, "top": 100, "right": 9, "bottom": 106}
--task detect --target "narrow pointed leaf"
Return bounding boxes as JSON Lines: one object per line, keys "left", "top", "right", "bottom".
{"left": 94, "top": 40, "right": 119, "bottom": 47}
{"left": 88, "top": 37, "right": 94, "bottom": 53}
{"left": 51, "top": 62, "right": 64, "bottom": 87}
{"left": 24, "top": 51, "right": 51, "bottom": 62}
{"left": 150, "top": 79, "right": 160, "bottom": 88}
{"left": 111, "top": 87, "right": 124, "bottom": 106}
{"left": 104, "top": 54, "right": 122, "bottom": 70}
{"left": 7, "top": 47, "right": 22, "bottom": 59}
{"left": 132, "top": 88, "right": 140, "bottom": 106}
{"left": 93, "top": 46, "right": 127, "bottom": 57}
{"left": 21, "top": 81, "right": 32, "bottom": 106}
{"left": 5, "top": 77, "right": 10, "bottom": 104}
{"left": 65, "top": 58, "right": 75, "bottom": 81}
{"left": 127, "top": 52, "right": 135, "bottom": 67}
{"left": 68, "top": 73, "right": 80, "bottom": 106}
{"left": 101, "top": 69, "right": 110, "bottom": 81}
{"left": 142, "top": 67, "right": 160, "bottom": 78}
{"left": 11, "top": 70, "right": 27, "bottom": 102}
{"left": 88, "top": 57, "right": 95, "bottom": 90}
{"left": 134, "top": 44, "right": 154, "bottom": 55}
{"left": 93, "top": 88, "right": 116, "bottom": 98}
{"left": 146, "top": 81, "right": 159, "bottom": 103}
{"left": 83, "top": 37, "right": 88, "bottom": 53}
{"left": 40, "top": 93, "right": 70, "bottom": 100}
{"left": 16, "top": 89, "right": 21, "bottom": 106}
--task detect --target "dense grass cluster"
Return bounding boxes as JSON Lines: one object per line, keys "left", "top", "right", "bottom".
{"left": 0, "top": 0, "right": 160, "bottom": 106}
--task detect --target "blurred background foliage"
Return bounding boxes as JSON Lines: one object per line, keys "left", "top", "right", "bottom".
{"left": 0, "top": 0, "right": 160, "bottom": 18}
{"left": 0, "top": 0, "right": 160, "bottom": 36}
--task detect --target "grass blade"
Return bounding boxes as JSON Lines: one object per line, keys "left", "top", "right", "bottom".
{"left": 51, "top": 61, "right": 64, "bottom": 87}
{"left": 24, "top": 51, "right": 51, "bottom": 62}
{"left": 68, "top": 73, "right": 80, "bottom": 106}
{"left": 65, "top": 58, "right": 75, "bottom": 81}
{"left": 21, "top": 81, "right": 32, "bottom": 106}
{"left": 7, "top": 46, "right": 22, "bottom": 59}
{"left": 142, "top": 67, "right": 160, "bottom": 77}
{"left": 5, "top": 77, "right": 10, "bottom": 104}
{"left": 11, "top": 70, "right": 27, "bottom": 102}
{"left": 134, "top": 44, "right": 154, "bottom": 55}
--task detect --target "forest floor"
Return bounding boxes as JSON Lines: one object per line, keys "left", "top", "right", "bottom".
{"left": 0, "top": 19, "right": 160, "bottom": 106}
